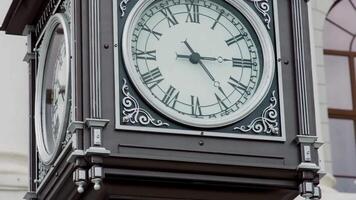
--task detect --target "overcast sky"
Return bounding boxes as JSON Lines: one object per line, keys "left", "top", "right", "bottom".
{"left": 0, "top": 0, "right": 13, "bottom": 26}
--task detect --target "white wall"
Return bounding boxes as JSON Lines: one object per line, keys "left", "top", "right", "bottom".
{"left": 306, "top": 0, "right": 356, "bottom": 199}
{"left": 0, "top": 0, "right": 29, "bottom": 199}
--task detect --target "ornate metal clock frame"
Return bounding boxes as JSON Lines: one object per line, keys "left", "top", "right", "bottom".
{"left": 34, "top": 13, "right": 71, "bottom": 165}
{"left": 114, "top": 0, "right": 286, "bottom": 141}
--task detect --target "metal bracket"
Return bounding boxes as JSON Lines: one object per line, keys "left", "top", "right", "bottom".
{"left": 88, "top": 165, "right": 104, "bottom": 191}
{"left": 23, "top": 53, "right": 36, "bottom": 63}
{"left": 85, "top": 118, "right": 111, "bottom": 154}
{"left": 68, "top": 121, "right": 85, "bottom": 153}
{"left": 81, "top": 119, "right": 110, "bottom": 192}
{"left": 68, "top": 121, "right": 85, "bottom": 133}
{"left": 296, "top": 135, "right": 321, "bottom": 199}
{"left": 73, "top": 167, "right": 87, "bottom": 194}
{"left": 85, "top": 118, "right": 109, "bottom": 128}
{"left": 23, "top": 191, "right": 38, "bottom": 200}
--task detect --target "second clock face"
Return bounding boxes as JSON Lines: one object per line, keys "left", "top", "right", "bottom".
{"left": 122, "top": 0, "right": 274, "bottom": 128}
{"left": 35, "top": 13, "right": 71, "bottom": 164}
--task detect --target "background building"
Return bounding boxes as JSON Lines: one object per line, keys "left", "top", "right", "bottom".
{"left": 0, "top": 0, "right": 356, "bottom": 199}
{"left": 0, "top": 0, "right": 28, "bottom": 199}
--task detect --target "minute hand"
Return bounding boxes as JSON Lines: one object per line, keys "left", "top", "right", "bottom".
{"left": 182, "top": 41, "right": 216, "bottom": 82}
{"left": 198, "top": 60, "right": 216, "bottom": 82}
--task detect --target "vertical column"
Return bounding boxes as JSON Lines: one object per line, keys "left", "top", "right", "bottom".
{"left": 84, "top": 0, "right": 110, "bottom": 192}
{"left": 291, "top": 0, "right": 321, "bottom": 199}
{"left": 89, "top": 0, "right": 102, "bottom": 119}
{"left": 23, "top": 26, "right": 38, "bottom": 200}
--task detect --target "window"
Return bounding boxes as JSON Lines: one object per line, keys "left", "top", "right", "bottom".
{"left": 324, "top": 0, "right": 356, "bottom": 193}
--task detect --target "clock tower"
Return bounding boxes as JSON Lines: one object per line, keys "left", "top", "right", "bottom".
{"left": 1, "top": 0, "right": 322, "bottom": 199}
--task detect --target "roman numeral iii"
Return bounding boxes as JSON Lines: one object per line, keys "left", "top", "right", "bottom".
{"left": 232, "top": 58, "right": 253, "bottom": 68}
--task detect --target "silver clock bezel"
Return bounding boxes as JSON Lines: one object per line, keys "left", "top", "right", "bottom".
{"left": 121, "top": 0, "right": 275, "bottom": 128}
{"left": 34, "top": 13, "right": 71, "bottom": 165}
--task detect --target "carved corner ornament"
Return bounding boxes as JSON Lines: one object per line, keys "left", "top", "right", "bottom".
{"left": 120, "top": 0, "right": 131, "bottom": 17}
{"left": 122, "top": 79, "right": 169, "bottom": 127}
{"left": 234, "top": 90, "right": 279, "bottom": 135}
{"left": 249, "top": 0, "right": 271, "bottom": 30}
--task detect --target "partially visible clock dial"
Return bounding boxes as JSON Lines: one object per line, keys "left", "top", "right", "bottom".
{"left": 35, "top": 14, "right": 71, "bottom": 164}
{"left": 123, "top": 0, "right": 275, "bottom": 128}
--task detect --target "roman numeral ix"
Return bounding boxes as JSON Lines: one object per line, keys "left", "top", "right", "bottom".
{"left": 136, "top": 49, "right": 157, "bottom": 61}
{"left": 141, "top": 68, "right": 164, "bottom": 89}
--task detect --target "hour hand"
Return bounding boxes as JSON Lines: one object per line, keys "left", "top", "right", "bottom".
{"left": 176, "top": 53, "right": 191, "bottom": 60}
{"left": 176, "top": 53, "right": 230, "bottom": 62}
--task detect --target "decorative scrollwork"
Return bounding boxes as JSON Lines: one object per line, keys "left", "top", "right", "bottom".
{"left": 61, "top": 0, "right": 72, "bottom": 18}
{"left": 121, "top": 79, "right": 169, "bottom": 127}
{"left": 250, "top": 0, "right": 271, "bottom": 29}
{"left": 37, "top": 159, "right": 50, "bottom": 184}
{"left": 120, "top": 0, "right": 131, "bottom": 17}
{"left": 234, "top": 91, "right": 279, "bottom": 135}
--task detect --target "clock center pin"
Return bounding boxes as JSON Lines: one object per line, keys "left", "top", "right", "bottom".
{"left": 189, "top": 52, "right": 201, "bottom": 64}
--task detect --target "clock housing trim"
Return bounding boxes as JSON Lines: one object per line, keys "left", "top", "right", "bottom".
{"left": 121, "top": 0, "right": 275, "bottom": 128}
{"left": 114, "top": 0, "right": 286, "bottom": 141}
{"left": 34, "top": 13, "right": 71, "bottom": 165}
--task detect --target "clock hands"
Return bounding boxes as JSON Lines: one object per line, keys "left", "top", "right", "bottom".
{"left": 181, "top": 40, "right": 230, "bottom": 101}
{"left": 181, "top": 40, "right": 217, "bottom": 83}
{"left": 176, "top": 53, "right": 232, "bottom": 63}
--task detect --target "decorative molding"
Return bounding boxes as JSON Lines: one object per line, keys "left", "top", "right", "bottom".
{"left": 250, "top": 0, "right": 271, "bottom": 29}
{"left": 62, "top": 129, "right": 72, "bottom": 149}
{"left": 120, "top": 0, "right": 131, "bottom": 17}
{"left": 61, "top": 0, "right": 72, "bottom": 18}
{"left": 89, "top": 0, "right": 102, "bottom": 118}
{"left": 291, "top": 0, "right": 311, "bottom": 136}
{"left": 122, "top": 79, "right": 169, "bottom": 127}
{"left": 37, "top": 159, "right": 50, "bottom": 184}
{"left": 34, "top": 0, "right": 62, "bottom": 37}
{"left": 234, "top": 91, "right": 279, "bottom": 135}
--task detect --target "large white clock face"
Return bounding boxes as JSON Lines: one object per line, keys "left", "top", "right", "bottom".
{"left": 123, "top": 0, "right": 275, "bottom": 128}
{"left": 35, "top": 14, "right": 71, "bottom": 164}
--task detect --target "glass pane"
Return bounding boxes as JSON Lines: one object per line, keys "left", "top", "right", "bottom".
{"left": 334, "top": 177, "right": 356, "bottom": 193}
{"left": 328, "top": 0, "right": 356, "bottom": 35}
{"left": 325, "top": 55, "right": 353, "bottom": 109}
{"left": 352, "top": 39, "right": 356, "bottom": 52}
{"left": 329, "top": 119, "right": 356, "bottom": 176}
{"left": 324, "top": 21, "right": 353, "bottom": 51}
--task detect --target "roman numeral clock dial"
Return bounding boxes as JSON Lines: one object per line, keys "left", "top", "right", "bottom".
{"left": 122, "top": 0, "right": 275, "bottom": 128}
